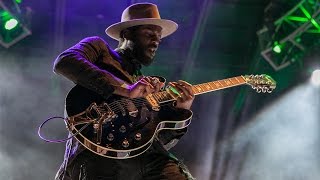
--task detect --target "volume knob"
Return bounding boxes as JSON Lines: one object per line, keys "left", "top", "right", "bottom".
{"left": 107, "top": 133, "right": 114, "bottom": 141}
{"left": 119, "top": 125, "right": 126, "bottom": 133}
{"left": 135, "top": 133, "right": 142, "bottom": 141}
{"left": 122, "top": 139, "right": 129, "bottom": 148}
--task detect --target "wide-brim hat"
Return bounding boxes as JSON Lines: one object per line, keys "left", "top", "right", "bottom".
{"left": 106, "top": 3, "right": 178, "bottom": 41}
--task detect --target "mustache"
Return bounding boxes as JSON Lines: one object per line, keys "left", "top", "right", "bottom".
{"left": 148, "top": 42, "right": 158, "bottom": 49}
{"left": 148, "top": 44, "right": 158, "bottom": 51}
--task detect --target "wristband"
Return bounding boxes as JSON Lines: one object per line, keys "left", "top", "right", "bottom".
{"left": 120, "top": 83, "right": 130, "bottom": 89}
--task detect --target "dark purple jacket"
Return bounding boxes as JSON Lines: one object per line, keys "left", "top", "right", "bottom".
{"left": 53, "top": 36, "right": 187, "bottom": 179}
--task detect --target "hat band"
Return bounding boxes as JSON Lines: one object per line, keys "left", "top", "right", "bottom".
{"left": 121, "top": 5, "right": 161, "bottom": 22}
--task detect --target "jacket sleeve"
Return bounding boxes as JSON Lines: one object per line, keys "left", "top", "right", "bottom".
{"left": 53, "top": 36, "right": 121, "bottom": 99}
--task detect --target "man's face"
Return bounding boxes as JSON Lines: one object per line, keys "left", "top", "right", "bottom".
{"left": 131, "top": 25, "right": 162, "bottom": 66}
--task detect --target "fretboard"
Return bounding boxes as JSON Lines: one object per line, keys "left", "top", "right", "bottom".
{"left": 152, "top": 76, "right": 246, "bottom": 104}
{"left": 191, "top": 76, "right": 246, "bottom": 95}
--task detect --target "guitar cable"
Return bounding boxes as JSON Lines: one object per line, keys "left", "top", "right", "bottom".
{"left": 38, "top": 116, "right": 92, "bottom": 143}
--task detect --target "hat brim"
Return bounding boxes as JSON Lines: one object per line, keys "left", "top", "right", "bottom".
{"left": 105, "top": 18, "right": 178, "bottom": 41}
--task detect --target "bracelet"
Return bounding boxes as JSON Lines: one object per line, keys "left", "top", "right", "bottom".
{"left": 120, "top": 83, "right": 130, "bottom": 89}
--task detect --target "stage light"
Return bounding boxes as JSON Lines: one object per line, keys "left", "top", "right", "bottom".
{"left": 4, "top": 18, "right": 18, "bottom": 30}
{"left": 311, "top": 69, "right": 320, "bottom": 86}
{"left": 272, "top": 42, "right": 282, "bottom": 53}
{"left": 257, "top": 0, "right": 320, "bottom": 71}
{"left": 0, "top": 1, "right": 31, "bottom": 48}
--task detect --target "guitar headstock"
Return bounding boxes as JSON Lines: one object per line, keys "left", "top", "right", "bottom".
{"left": 244, "top": 74, "right": 276, "bottom": 93}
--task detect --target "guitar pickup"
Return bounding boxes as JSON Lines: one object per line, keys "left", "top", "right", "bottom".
{"left": 145, "top": 94, "right": 160, "bottom": 111}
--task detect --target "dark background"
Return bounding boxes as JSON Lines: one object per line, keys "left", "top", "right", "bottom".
{"left": 0, "top": 0, "right": 319, "bottom": 179}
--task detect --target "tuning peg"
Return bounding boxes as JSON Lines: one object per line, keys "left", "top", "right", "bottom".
{"left": 262, "top": 87, "right": 267, "bottom": 93}
{"left": 256, "top": 87, "right": 262, "bottom": 93}
{"left": 267, "top": 88, "right": 273, "bottom": 93}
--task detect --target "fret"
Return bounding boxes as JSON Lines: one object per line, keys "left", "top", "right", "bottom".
{"left": 153, "top": 93, "right": 161, "bottom": 102}
{"left": 164, "top": 92, "right": 172, "bottom": 101}
{"left": 198, "top": 84, "right": 204, "bottom": 91}
{"left": 213, "top": 81, "right": 220, "bottom": 88}
{"left": 191, "top": 87, "right": 196, "bottom": 94}
{"left": 153, "top": 91, "right": 174, "bottom": 103}
{"left": 204, "top": 82, "right": 213, "bottom": 90}
{"left": 209, "top": 82, "right": 217, "bottom": 89}
{"left": 200, "top": 84, "right": 208, "bottom": 91}
{"left": 160, "top": 92, "right": 168, "bottom": 101}
{"left": 217, "top": 80, "right": 225, "bottom": 87}
{"left": 235, "top": 76, "right": 245, "bottom": 83}
{"left": 198, "top": 84, "right": 204, "bottom": 90}
{"left": 153, "top": 93, "right": 160, "bottom": 101}
{"left": 157, "top": 92, "right": 165, "bottom": 101}
{"left": 224, "top": 79, "right": 232, "bottom": 86}
{"left": 192, "top": 85, "right": 201, "bottom": 94}
{"left": 158, "top": 92, "right": 164, "bottom": 99}
{"left": 153, "top": 93, "right": 158, "bottom": 102}
{"left": 230, "top": 77, "right": 239, "bottom": 85}
{"left": 208, "top": 82, "right": 217, "bottom": 90}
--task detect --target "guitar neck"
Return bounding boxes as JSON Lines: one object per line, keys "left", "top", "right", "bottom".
{"left": 152, "top": 76, "right": 247, "bottom": 104}
{"left": 191, "top": 75, "right": 246, "bottom": 95}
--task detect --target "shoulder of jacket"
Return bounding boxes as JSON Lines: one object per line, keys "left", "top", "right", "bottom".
{"left": 80, "top": 36, "right": 110, "bottom": 46}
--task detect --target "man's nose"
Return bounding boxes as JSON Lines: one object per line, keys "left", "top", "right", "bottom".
{"left": 151, "top": 35, "right": 161, "bottom": 46}
{"left": 152, "top": 40, "right": 159, "bottom": 47}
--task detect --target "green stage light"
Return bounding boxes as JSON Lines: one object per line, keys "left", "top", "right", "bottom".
{"left": 0, "top": 2, "right": 32, "bottom": 48}
{"left": 272, "top": 42, "right": 282, "bottom": 53}
{"left": 4, "top": 18, "right": 18, "bottom": 30}
{"left": 273, "top": 45, "right": 281, "bottom": 53}
{"left": 258, "top": 0, "right": 320, "bottom": 71}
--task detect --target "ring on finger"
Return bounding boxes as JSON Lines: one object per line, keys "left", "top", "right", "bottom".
{"left": 152, "top": 78, "right": 159, "bottom": 84}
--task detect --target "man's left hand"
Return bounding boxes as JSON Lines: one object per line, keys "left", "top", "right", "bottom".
{"left": 169, "top": 80, "right": 195, "bottom": 110}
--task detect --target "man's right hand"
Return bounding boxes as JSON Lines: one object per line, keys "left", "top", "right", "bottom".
{"left": 114, "top": 76, "right": 164, "bottom": 98}
{"left": 128, "top": 76, "right": 164, "bottom": 98}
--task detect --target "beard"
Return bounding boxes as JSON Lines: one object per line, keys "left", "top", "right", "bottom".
{"left": 132, "top": 42, "right": 156, "bottom": 66}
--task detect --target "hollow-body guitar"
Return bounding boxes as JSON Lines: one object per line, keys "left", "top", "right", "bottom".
{"left": 65, "top": 74, "right": 276, "bottom": 159}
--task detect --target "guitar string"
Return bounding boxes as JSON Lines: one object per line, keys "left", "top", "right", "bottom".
{"left": 106, "top": 91, "right": 170, "bottom": 110}
{"left": 101, "top": 97, "right": 166, "bottom": 114}
{"left": 108, "top": 91, "right": 174, "bottom": 110}
{"left": 95, "top": 95, "right": 174, "bottom": 115}
{"left": 88, "top": 78, "right": 266, "bottom": 118}
{"left": 99, "top": 84, "right": 204, "bottom": 113}
{"left": 105, "top": 83, "right": 200, "bottom": 111}
{"left": 95, "top": 81, "right": 223, "bottom": 114}
{"left": 93, "top": 82, "right": 222, "bottom": 115}
{"left": 77, "top": 79, "right": 248, "bottom": 122}
{"left": 107, "top": 99, "right": 147, "bottom": 113}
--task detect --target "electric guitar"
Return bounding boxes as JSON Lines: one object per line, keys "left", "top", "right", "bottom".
{"left": 65, "top": 74, "right": 276, "bottom": 159}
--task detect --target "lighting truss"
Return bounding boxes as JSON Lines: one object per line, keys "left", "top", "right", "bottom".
{"left": 0, "top": 0, "right": 31, "bottom": 48}
{"left": 257, "top": 0, "right": 320, "bottom": 71}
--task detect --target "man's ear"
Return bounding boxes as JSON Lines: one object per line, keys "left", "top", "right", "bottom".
{"left": 122, "top": 29, "right": 133, "bottom": 40}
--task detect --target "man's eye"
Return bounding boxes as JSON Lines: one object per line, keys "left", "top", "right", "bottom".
{"left": 145, "top": 33, "right": 152, "bottom": 37}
